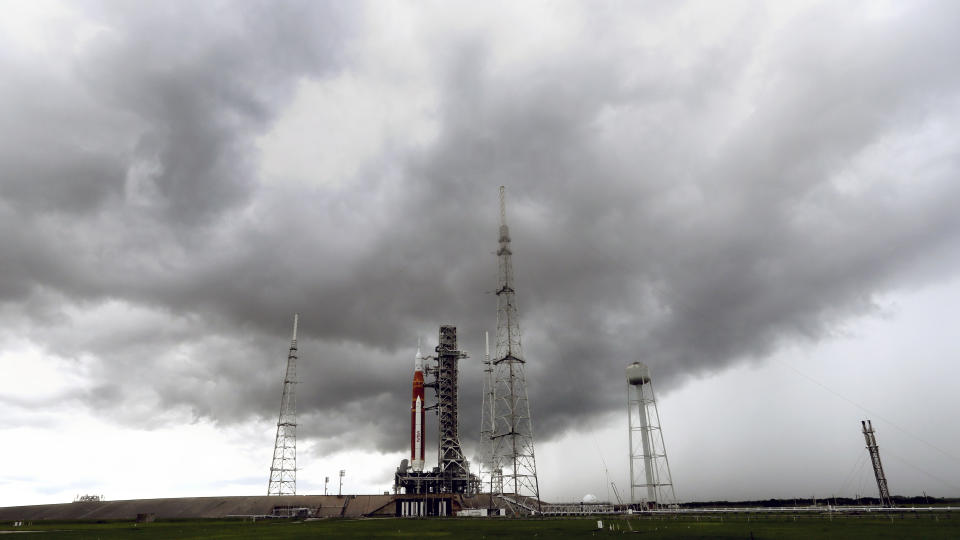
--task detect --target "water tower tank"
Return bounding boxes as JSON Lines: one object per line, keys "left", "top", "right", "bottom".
{"left": 626, "top": 362, "right": 651, "bottom": 385}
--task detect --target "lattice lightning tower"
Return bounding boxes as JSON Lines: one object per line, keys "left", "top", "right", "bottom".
{"left": 489, "top": 186, "right": 540, "bottom": 509}
{"left": 862, "top": 420, "right": 894, "bottom": 507}
{"left": 268, "top": 314, "right": 299, "bottom": 496}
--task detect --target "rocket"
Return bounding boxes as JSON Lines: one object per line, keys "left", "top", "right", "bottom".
{"left": 410, "top": 340, "right": 426, "bottom": 472}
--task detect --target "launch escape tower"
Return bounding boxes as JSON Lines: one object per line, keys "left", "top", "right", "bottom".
{"left": 486, "top": 186, "right": 541, "bottom": 510}
{"left": 394, "top": 326, "right": 480, "bottom": 501}
{"left": 862, "top": 420, "right": 894, "bottom": 507}
{"left": 626, "top": 362, "right": 676, "bottom": 508}
{"left": 268, "top": 314, "right": 299, "bottom": 496}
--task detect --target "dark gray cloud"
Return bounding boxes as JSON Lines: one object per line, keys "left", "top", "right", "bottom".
{"left": 2, "top": 1, "right": 960, "bottom": 464}
{"left": 76, "top": 1, "right": 349, "bottom": 224}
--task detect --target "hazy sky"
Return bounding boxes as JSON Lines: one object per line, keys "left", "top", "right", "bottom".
{"left": 2, "top": 0, "right": 959, "bottom": 506}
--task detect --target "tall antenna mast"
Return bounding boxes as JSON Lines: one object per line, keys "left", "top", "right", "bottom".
{"left": 489, "top": 186, "right": 541, "bottom": 512}
{"left": 862, "top": 420, "right": 894, "bottom": 507}
{"left": 268, "top": 314, "right": 299, "bottom": 495}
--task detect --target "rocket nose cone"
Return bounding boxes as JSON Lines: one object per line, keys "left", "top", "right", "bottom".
{"left": 414, "top": 338, "right": 424, "bottom": 371}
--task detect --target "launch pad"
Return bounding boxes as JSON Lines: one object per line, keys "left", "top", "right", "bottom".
{"left": 394, "top": 325, "right": 481, "bottom": 499}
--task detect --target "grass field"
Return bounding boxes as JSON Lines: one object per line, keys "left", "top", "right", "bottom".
{"left": 2, "top": 514, "right": 958, "bottom": 539}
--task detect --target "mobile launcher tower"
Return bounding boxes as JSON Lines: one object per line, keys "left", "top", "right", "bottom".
{"left": 394, "top": 325, "right": 481, "bottom": 512}
{"left": 626, "top": 361, "right": 676, "bottom": 509}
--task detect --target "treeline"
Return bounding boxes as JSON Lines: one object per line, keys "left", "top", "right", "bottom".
{"left": 680, "top": 496, "right": 960, "bottom": 508}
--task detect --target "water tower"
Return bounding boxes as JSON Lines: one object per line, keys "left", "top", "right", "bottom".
{"left": 626, "top": 362, "right": 676, "bottom": 508}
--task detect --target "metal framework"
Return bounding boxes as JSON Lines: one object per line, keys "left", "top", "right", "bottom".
{"left": 267, "top": 314, "right": 299, "bottom": 495}
{"left": 478, "top": 331, "right": 501, "bottom": 493}
{"left": 488, "top": 186, "right": 541, "bottom": 511}
{"left": 861, "top": 420, "right": 894, "bottom": 507}
{"left": 436, "top": 326, "right": 471, "bottom": 491}
{"left": 539, "top": 503, "right": 618, "bottom": 515}
{"left": 627, "top": 362, "right": 676, "bottom": 508}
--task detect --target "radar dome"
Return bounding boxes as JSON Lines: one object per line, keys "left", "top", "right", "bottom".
{"left": 582, "top": 494, "right": 598, "bottom": 503}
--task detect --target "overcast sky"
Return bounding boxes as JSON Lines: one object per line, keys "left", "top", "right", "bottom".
{"left": 2, "top": 0, "right": 960, "bottom": 507}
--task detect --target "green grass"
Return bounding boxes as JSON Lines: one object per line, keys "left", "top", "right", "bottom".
{"left": 2, "top": 514, "right": 957, "bottom": 539}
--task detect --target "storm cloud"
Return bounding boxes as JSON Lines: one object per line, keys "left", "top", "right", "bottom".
{"left": 2, "top": 0, "right": 960, "bottom": 463}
